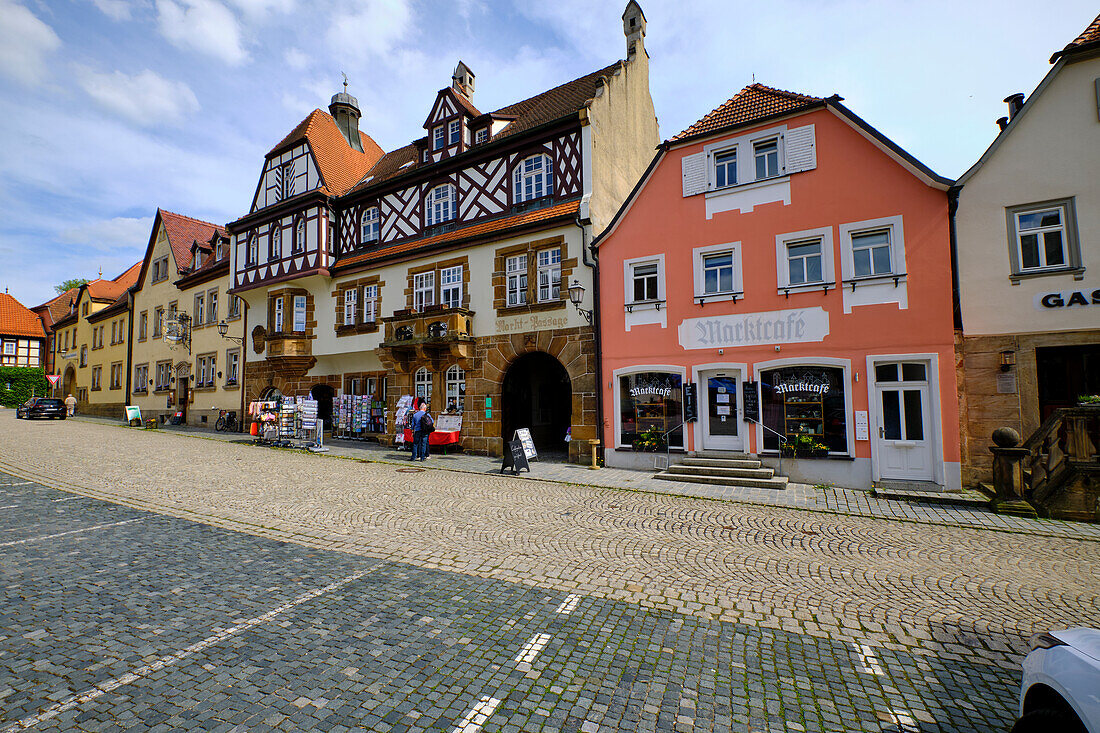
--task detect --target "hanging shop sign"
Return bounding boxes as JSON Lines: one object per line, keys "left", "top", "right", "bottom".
{"left": 677, "top": 307, "right": 829, "bottom": 350}
{"left": 682, "top": 383, "right": 698, "bottom": 423}
{"left": 1034, "top": 287, "right": 1100, "bottom": 310}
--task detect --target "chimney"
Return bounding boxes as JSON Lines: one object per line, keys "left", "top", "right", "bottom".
{"left": 1004, "top": 93, "right": 1025, "bottom": 121}
{"left": 622, "top": 1, "right": 646, "bottom": 58}
{"left": 452, "top": 61, "right": 475, "bottom": 98}
{"left": 996, "top": 116, "right": 1008, "bottom": 131}
{"left": 329, "top": 82, "right": 365, "bottom": 153}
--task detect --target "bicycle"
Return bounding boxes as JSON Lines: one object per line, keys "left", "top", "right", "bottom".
{"left": 215, "top": 410, "right": 239, "bottom": 433}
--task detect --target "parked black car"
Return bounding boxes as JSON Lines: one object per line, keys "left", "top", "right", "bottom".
{"left": 16, "top": 397, "right": 67, "bottom": 420}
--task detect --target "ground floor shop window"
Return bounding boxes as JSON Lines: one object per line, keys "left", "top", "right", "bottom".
{"left": 415, "top": 367, "right": 432, "bottom": 400}
{"left": 445, "top": 364, "right": 465, "bottom": 411}
{"left": 760, "top": 365, "right": 848, "bottom": 453}
{"left": 618, "top": 372, "right": 684, "bottom": 448}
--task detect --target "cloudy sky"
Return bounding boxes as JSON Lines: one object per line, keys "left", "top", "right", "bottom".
{"left": 0, "top": 0, "right": 1095, "bottom": 308}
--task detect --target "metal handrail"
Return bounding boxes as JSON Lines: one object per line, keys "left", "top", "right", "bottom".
{"left": 650, "top": 422, "right": 685, "bottom": 472}
{"left": 745, "top": 417, "right": 787, "bottom": 476}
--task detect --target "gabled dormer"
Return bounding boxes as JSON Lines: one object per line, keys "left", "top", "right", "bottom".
{"left": 420, "top": 62, "right": 486, "bottom": 164}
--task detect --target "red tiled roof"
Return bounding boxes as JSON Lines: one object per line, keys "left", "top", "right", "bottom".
{"left": 159, "top": 210, "right": 226, "bottom": 272}
{"left": 0, "top": 292, "right": 46, "bottom": 339}
{"left": 268, "top": 109, "right": 384, "bottom": 196}
{"left": 1052, "top": 12, "right": 1100, "bottom": 61}
{"left": 33, "top": 287, "right": 80, "bottom": 328}
{"left": 348, "top": 62, "right": 623, "bottom": 194}
{"left": 670, "top": 84, "right": 824, "bottom": 142}
{"left": 85, "top": 261, "right": 141, "bottom": 302}
{"left": 336, "top": 201, "right": 580, "bottom": 270}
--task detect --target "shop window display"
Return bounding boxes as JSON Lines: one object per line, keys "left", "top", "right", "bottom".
{"left": 618, "top": 372, "right": 684, "bottom": 448}
{"left": 760, "top": 366, "right": 847, "bottom": 453}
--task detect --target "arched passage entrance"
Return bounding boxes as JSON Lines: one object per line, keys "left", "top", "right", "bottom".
{"left": 501, "top": 351, "right": 572, "bottom": 459}
{"left": 62, "top": 365, "right": 76, "bottom": 398}
{"left": 309, "top": 384, "right": 335, "bottom": 430}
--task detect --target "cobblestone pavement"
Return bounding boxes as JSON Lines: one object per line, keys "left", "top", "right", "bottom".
{"left": 2, "top": 413, "right": 1099, "bottom": 732}
{"left": 72, "top": 413, "right": 1100, "bottom": 542}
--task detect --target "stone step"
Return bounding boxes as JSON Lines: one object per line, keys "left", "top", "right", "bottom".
{"left": 679, "top": 457, "right": 763, "bottom": 469}
{"left": 654, "top": 471, "right": 789, "bottom": 490}
{"left": 871, "top": 484, "right": 993, "bottom": 509}
{"left": 666, "top": 464, "right": 775, "bottom": 480}
{"left": 694, "top": 451, "right": 753, "bottom": 460}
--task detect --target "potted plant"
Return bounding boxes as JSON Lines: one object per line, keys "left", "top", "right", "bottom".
{"left": 632, "top": 426, "right": 665, "bottom": 452}
{"left": 785, "top": 432, "right": 829, "bottom": 458}
{"left": 1077, "top": 394, "right": 1100, "bottom": 406}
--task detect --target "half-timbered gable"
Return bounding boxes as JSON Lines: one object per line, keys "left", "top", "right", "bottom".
{"left": 251, "top": 142, "right": 320, "bottom": 213}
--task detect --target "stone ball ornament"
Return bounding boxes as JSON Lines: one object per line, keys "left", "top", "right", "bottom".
{"left": 991, "top": 426, "right": 1021, "bottom": 448}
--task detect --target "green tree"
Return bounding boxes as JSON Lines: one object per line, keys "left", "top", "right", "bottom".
{"left": 55, "top": 278, "right": 89, "bottom": 294}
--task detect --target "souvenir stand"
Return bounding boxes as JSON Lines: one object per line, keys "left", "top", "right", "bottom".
{"left": 398, "top": 398, "right": 464, "bottom": 454}
{"left": 248, "top": 396, "right": 324, "bottom": 450}
{"left": 248, "top": 399, "right": 280, "bottom": 443}
{"left": 333, "top": 395, "right": 387, "bottom": 441}
{"left": 392, "top": 395, "right": 414, "bottom": 450}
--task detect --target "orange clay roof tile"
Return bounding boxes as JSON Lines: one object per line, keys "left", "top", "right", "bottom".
{"left": 159, "top": 210, "right": 226, "bottom": 273}
{"left": 670, "top": 84, "right": 824, "bottom": 142}
{"left": 268, "top": 109, "right": 384, "bottom": 196}
{"left": 0, "top": 292, "right": 46, "bottom": 339}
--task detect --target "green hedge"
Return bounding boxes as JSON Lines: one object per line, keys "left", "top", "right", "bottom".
{"left": 0, "top": 367, "right": 50, "bottom": 408}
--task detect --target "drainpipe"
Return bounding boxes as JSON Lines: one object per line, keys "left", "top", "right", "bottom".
{"left": 947, "top": 186, "right": 963, "bottom": 331}
{"left": 576, "top": 215, "right": 603, "bottom": 462}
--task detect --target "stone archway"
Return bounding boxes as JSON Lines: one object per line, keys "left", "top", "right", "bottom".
{"left": 62, "top": 365, "right": 76, "bottom": 399}
{"left": 501, "top": 352, "right": 572, "bottom": 459}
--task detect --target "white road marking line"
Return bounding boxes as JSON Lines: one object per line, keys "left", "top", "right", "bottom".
{"left": 514, "top": 632, "right": 551, "bottom": 665}
{"left": 0, "top": 565, "right": 379, "bottom": 732}
{"left": 2, "top": 482, "right": 34, "bottom": 487}
{"left": 857, "top": 643, "right": 885, "bottom": 676}
{"left": 0, "top": 505, "right": 19, "bottom": 509}
{"left": 452, "top": 696, "right": 503, "bottom": 733}
{"left": 555, "top": 594, "right": 581, "bottom": 614}
{"left": 51, "top": 496, "right": 82, "bottom": 503}
{"left": 0, "top": 518, "right": 145, "bottom": 548}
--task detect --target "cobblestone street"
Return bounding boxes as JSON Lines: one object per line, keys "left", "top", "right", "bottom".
{"left": 1, "top": 412, "right": 1098, "bottom": 732}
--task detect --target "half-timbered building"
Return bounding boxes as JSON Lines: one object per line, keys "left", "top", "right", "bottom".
{"left": 0, "top": 292, "right": 46, "bottom": 368}
{"left": 231, "top": 2, "right": 659, "bottom": 461}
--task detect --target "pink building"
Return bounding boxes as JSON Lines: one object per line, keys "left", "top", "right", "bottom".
{"left": 594, "top": 84, "right": 960, "bottom": 489}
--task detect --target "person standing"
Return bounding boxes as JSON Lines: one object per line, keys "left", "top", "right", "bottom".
{"left": 64, "top": 393, "right": 76, "bottom": 416}
{"left": 412, "top": 400, "right": 433, "bottom": 461}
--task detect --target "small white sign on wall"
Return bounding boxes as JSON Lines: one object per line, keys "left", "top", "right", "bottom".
{"left": 855, "top": 411, "right": 869, "bottom": 441}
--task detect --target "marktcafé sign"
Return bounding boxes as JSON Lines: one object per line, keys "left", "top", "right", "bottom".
{"left": 677, "top": 307, "right": 829, "bottom": 350}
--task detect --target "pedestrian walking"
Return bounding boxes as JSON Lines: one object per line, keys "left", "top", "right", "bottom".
{"left": 412, "top": 400, "right": 433, "bottom": 461}
{"left": 64, "top": 393, "right": 76, "bottom": 416}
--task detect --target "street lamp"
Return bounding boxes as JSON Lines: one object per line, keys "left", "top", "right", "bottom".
{"left": 216, "top": 319, "right": 243, "bottom": 345}
{"left": 567, "top": 280, "right": 593, "bottom": 324}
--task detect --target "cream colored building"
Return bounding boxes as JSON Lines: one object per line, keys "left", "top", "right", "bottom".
{"left": 52, "top": 264, "right": 140, "bottom": 416}
{"left": 129, "top": 209, "right": 245, "bottom": 426}
{"left": 954, "top": 13, "right": 1100, "bottom": 484}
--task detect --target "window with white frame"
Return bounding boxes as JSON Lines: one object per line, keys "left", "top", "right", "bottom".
{"left": 1007, "top": 199, "right": 1080, "bottom": 275}
{"left": 514, "top": 154, "right": 553, "bottom": 203}
{"left": 361, "top": 207, "right": 379, "bottom": 243}
{"left": 343, "top": 288, "right": 357, "bottom": 324}
{"left": 850, "top": 229, "right": 893, "bottom": 277}
{"left": 91, "top": 366, "right": 101, "bottom": 390}
{"left": 196, "top": 354, "right": 216, "bottom": 387}
{"left": 787, "top": 239, "right": 824, "bottom": 285}
{"left": 703, "top": 252, "right": 735, "bottom": 294}
{"left": 273, "top": 297, "right": 283, "bottom": 332}
{"left": 448, "top": 119, "right": 460, "bottom": 145}
{"left": 754, "top": 138, "right": 779, "bottom": 179}
{"left": 208, "top": 290, "right": 218, "bottom": 324}
{"left": 693, "top": 243, "right": 743, "bottom": 298}
{"left": 134, "top": 363, "right": 148, "bottom": 393}
{"left": 348, "top": 377, "right": 362, "bottom": 395}
{"left": 414, "top": 367, "right": 432, "bottom": 399}
{"left": 293, "top": 219, "right": 306, "bottom": 254}
{"left": 433, "top": 125, "right": 445, "bottom": 150}
{"left": 475, "top": 128, "right": 488, "bottom": 144}
{"left": 445, "top": 364, "right": 465, "bottom": 410}
{"left": 117, "top": 318, "right": 125, "bottom": 343}
{"left": 293, "top": 295, "right": 306, "bottom": 332}
{"left": 537, "top": 248, "right": 561, "bottom": 302}
{"left": 111, "top": 363, "right": 123, "bottom": 389}
{"left": 225, "top": 349, "right": 239, "bottom": 385}
{"left": 270, "top": 227, "right": 281, "bottom": 260}
{"left": 631, "top": 261, "right": 659, "bottom": 302}
{"left": 194, "top": 293, "right": 205, "bottom": 326}
{"left": 2, "top": 341, "right": 14, "bottom": 356}
{"left": 441, "top": 266, "right": 462, "bottom": 308}
{"left": 110, "top": 321, "right": 117, "bottom": 345}
{"left": 216, "top": 239, "right": 227, "bottom": 261}
{"left": 155, "top": 361, "right": 171, "bottom": 390}
{"left": 139, "top": 311, "right": 148, "bottom": 340}
{"left": 246, "top": 234, "right": 257, "bottom": 265}
{"left": 363, "top": 284, "right": 378, "bottom": 323}
{"left": 153, "top": 307, "right": 163, "bottom": 338}
{"left": 506, "top": 254, "right": 527, "bottom": 306}
{"left": 414, "top": 271, "right": 435, "bottom": 311}
{"left": 714, "top": 148, "right": 737, "bottom": 188}
{"left": 227, "top": 294, "right": 241, "bottom": 319}
{"left": 426, "top": 184, "right": 456, "bottom": 225}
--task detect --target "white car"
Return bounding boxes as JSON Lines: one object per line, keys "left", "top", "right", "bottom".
{"left": 1012, "top": 628, "right": 1100, "bottom": 732}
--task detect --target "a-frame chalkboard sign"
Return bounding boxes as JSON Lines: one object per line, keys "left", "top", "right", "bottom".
{"left": 501, "top": 439, "right": 531, "bottom": 474}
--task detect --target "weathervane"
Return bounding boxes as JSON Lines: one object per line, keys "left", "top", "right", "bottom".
{"left": 341, "top": 71, "right": 348, "bottom": 93}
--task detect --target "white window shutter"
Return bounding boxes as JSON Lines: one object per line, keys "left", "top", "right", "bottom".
{"left": 681, "top": 152, "right": 707, "bottom": 197}
{"left": 785, "top": 124, "right": 816, "bottom": 173}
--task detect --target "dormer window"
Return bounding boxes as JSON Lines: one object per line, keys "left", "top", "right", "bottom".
{"left": 216, "top": 239, "right": 227, "bottom": 261}
{"left": 361, "top": 206, "right": 380, "bottom": 243}
{"left": 423, "top": 149, "right": 430, "bottom": 162}
{"left": 433, "top": 125, "right": 445, "bottom": 150}
{"left": 448, "top": 119, "right": 461, "bottom": 146}
{"left": 475, "top": 128, "right": 488, "bottom": 145}
{"left": 514, "top": 153, "right": 553, "bottom": 203}
{"left": 426, "top": 184, "right": 456, "bottom": 225}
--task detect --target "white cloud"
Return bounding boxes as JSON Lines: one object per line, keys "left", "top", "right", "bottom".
{"left": 156, "top": 0, "right": 248, "bottom": 65}
{"left": 326, "top": 0, "right": 411, "bottom": 62}
{"left": 228, "top": 0, "right": 293, "bottom": 18}
{"left": 284, "top": 47, "right": 308, "bottom": 70}
{"left": 91, "top": 0, "right": 136, "bottom": 21}
{"left": 59, "top": 216, "right": 152, "bottom": 252}
{"left": 76, "top": 67, "right": 200, "bottom": 126}
{"left": 0, "top": 0, "right": 61, "bottom": 85}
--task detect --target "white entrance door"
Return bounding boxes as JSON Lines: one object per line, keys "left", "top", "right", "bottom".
{"left": 874, "top": 362, "right": 933, "bottom": 481}
{"left": 700, "top": 370, "right": 742, "bottom": 451}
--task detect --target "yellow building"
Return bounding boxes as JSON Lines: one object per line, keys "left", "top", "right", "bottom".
{"left": 129, "top": 210, "right": 244, "bottom": 426}
{"left": 52, "top": 264, "right": 140, "bottom": 416}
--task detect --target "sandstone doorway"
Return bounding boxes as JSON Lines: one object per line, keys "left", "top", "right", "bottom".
{"left": 501, "top": 352, "right": 572, "bottom": 459}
